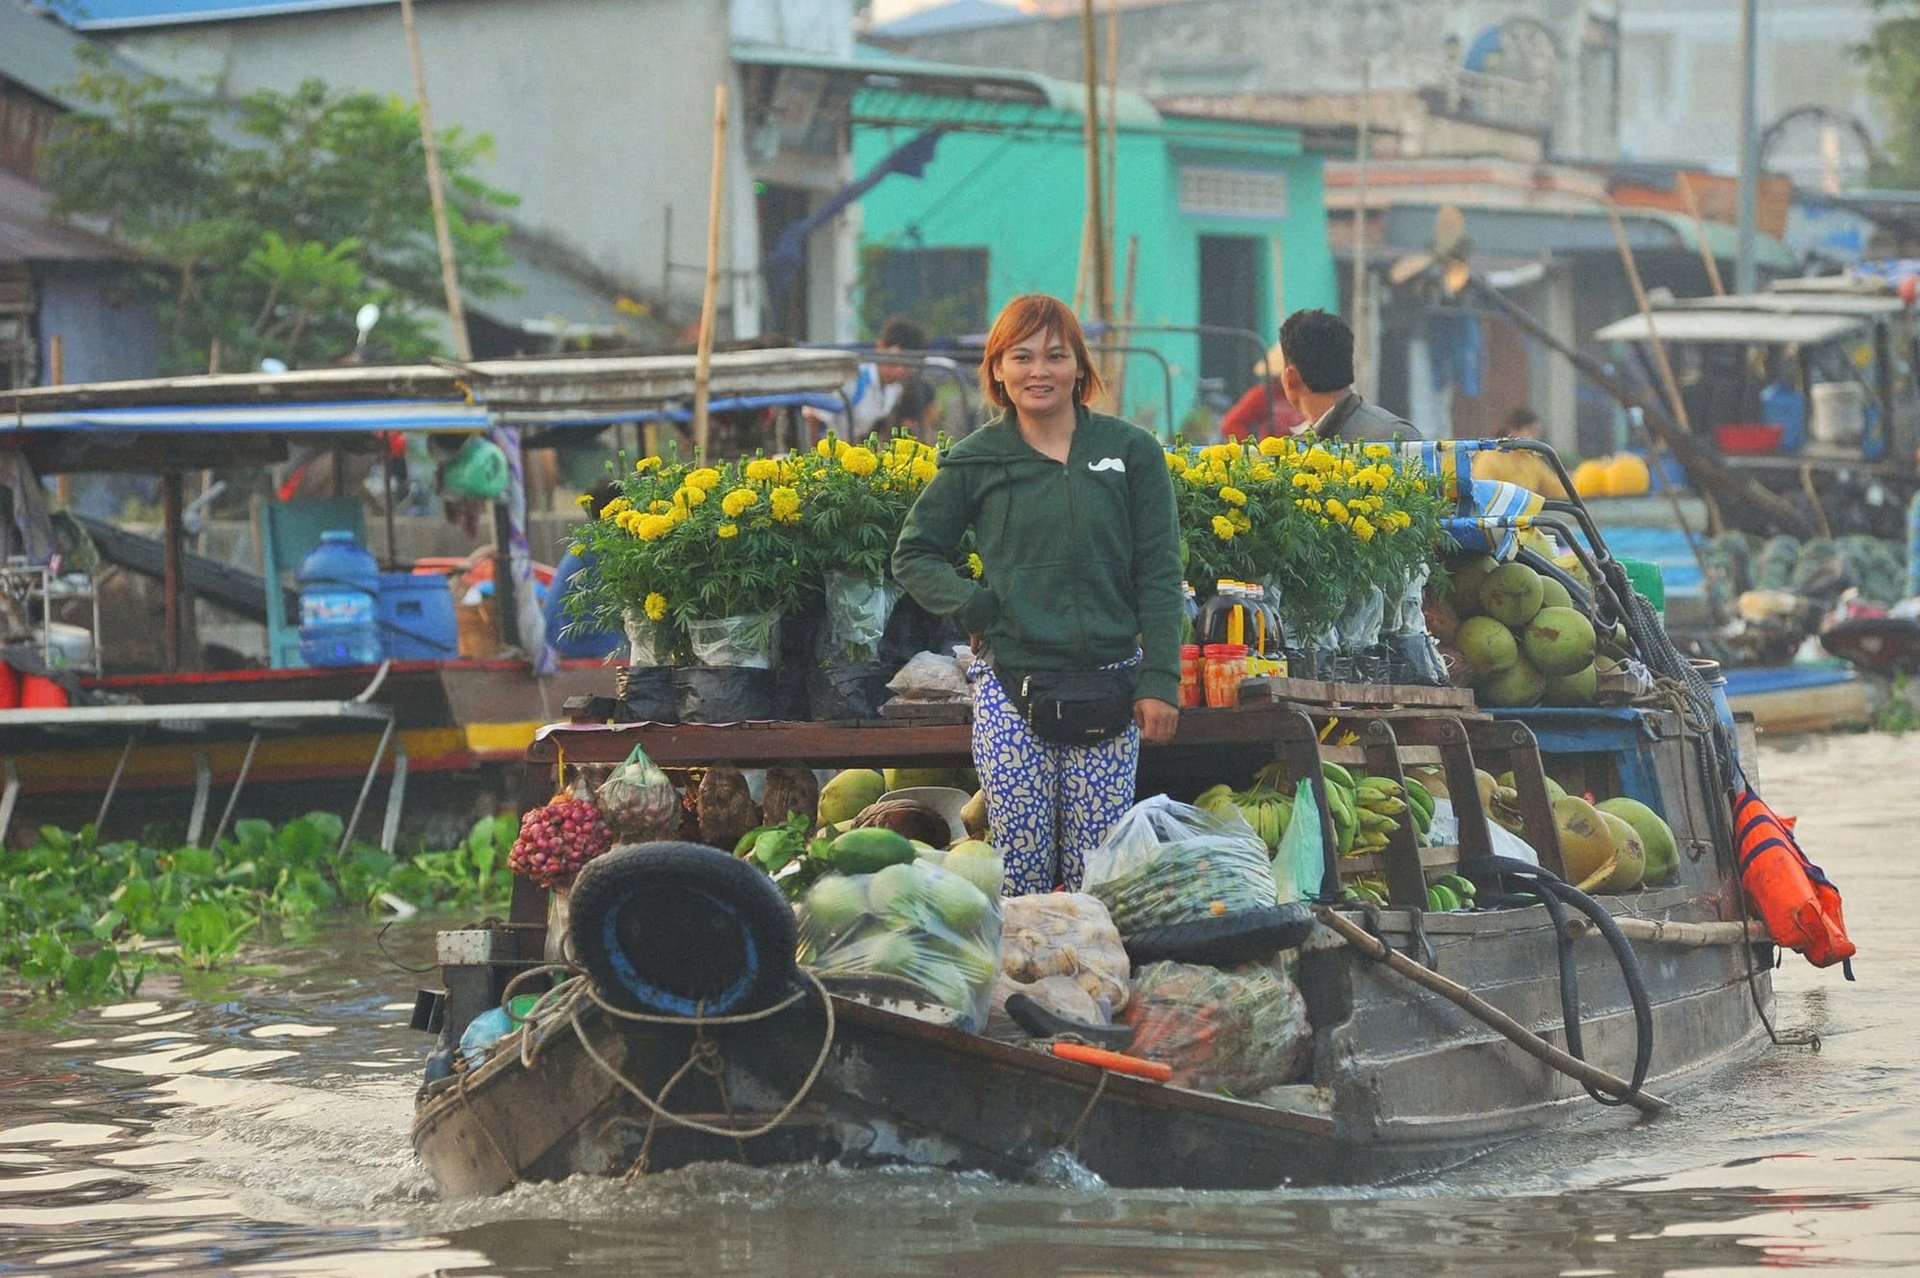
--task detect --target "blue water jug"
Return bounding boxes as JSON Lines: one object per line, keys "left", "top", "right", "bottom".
{"left": 298, "top": 530, "right": 383, "bottom": 666}
{"left": 1761, "top": 382, "right": 1807, "bottom": 453}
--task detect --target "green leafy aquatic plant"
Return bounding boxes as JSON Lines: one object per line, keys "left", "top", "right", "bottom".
{"left": 1, "top": 814, "right": 514, "bottom": 1004}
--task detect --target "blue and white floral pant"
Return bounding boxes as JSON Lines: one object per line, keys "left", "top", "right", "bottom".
{"left": 968, "top": 658, "right": 1140, "bottom": 894}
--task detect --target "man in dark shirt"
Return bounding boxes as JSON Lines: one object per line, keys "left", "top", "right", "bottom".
{"left": 1277, "top": 309, "right": 1423, "bottom": 443}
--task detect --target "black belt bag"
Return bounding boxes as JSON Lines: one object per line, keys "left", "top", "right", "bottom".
{"left": 996, "top": 666, "right": 1136, "bottom": 744}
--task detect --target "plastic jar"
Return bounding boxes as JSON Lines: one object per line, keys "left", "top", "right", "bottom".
{"left": 1179, "top": 644, "right": 1203, "bottom": 708}
{"left": 1203, "top": 643, "right": 1248, "bottom": 707}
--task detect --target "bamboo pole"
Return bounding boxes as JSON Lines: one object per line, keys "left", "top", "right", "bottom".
{"left": 1567, "top": 916, "right": 1770, "bottom": 947}
{"left": 1605, "top": 202, "right": 1730, "bottom": 594}
{"left": 1104, "top": 0, "right": 1119, "bottom": 316}
{"left": 693, "top": 82, "right": 729, "bottom": 459}
{"left": 50, "top": 336, "right": 69, "bottom": 506}
{"left": 399, "top": 0, "right": 471, "bottom": 361}
{"left": 1114, "top": 234, "right": 1139, "bottom": 417}
{"left": 1678, "top": 174, "right": 1727, "bottom": 297}
{"left": 1352, "top": 58, "right": 1372, "bottom": 397}
{"left": 1316, "top": 908, "right": 1670, "bottom": 1116}
{"left": 1080, "top": 0, "right": 1112, "bottom": 330}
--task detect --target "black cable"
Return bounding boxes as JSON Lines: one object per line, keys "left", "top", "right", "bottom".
{"left": 1458, "top": 854, "right": 1656, "bottom": 1108}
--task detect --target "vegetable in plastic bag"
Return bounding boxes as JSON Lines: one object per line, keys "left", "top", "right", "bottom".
{"left": 594, "top": 743, "right": 681, "bottom": 843}
{"left": 794, "top": 860, "right": 1003, "bottom": 1031}
{"left": 997, "top": 892, "right": 1130, "bottom": 1013}
{"left": 1083, "top": 796, "right": 1277, "bottom": 934}
{"left": 1123, "top": 958, "right": 1312, "bottom": 1095}
{"left": 510, "top": 774, "right": 613, "bottom": 889}
{"left": 823, "top": 570, "right": 902, "bottom": 663}
{"left": 1275, "top": 778, "right": 1324, "bottom": 901}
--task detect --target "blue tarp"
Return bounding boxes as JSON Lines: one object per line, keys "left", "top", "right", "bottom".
{"left": 4, "top": 400, "right": 492, "bottom": 436}
{"left": 40, "top": 0, "right": 387, "bottom": 31}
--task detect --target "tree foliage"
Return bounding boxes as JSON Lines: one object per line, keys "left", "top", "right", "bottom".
{"left": 45, "top": 51, "right": 520, "bottom": 373}
{"left": 1862, "top": 1, "right": 1920, "bottom": 188}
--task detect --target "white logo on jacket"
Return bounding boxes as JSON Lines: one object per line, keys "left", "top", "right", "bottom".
{"left": 1087, "top": 457, "right": 1126, "bottom": 473}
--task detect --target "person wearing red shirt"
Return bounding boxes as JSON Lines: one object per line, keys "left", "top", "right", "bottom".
{"left": 1217, "top": 343, "right": 1304, "bottom": 441}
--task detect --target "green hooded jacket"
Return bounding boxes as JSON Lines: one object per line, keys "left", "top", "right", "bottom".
{"left": 892, "top": 406, "right": 1184, "bottom": 706}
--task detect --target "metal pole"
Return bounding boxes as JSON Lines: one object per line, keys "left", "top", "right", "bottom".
{"left": 1080, "top": 0, "right": 1112, "bottom": 329}
{"left": 208, "top": 731, "right": 261, "bottom": 855}
{"left": 1735, "top": 0, "right": 1759, "bottom": 294}
{"left": 339, "top": 714, "right": 397, "bottom": 855}
{"left": 95, "top": 734, "right": 134, "bottom": 834}
{"left": 398, "top": 0, "right": 472, "bottom": 360}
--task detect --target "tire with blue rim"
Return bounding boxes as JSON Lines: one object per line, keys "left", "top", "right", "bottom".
{"left": 567, "top": 841, "right": 797, "bottom": 1017}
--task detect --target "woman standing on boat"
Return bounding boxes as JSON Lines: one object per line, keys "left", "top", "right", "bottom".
{"left": 893, "top": 294, "right": 1184, "bottom": 893}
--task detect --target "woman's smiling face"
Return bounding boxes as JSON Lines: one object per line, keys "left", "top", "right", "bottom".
{"left": 994, "top": 328, "right": 1080, "bottom": 418}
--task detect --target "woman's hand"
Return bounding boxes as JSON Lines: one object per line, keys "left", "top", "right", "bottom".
{"left": 1134, "top": 697, "right": 1179, "bottom": 744}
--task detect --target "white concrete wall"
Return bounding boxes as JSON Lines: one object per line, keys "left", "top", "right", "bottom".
{"left": 732, "top": 0, "right": 856, "bottom": 57}
{"left": 109, "top": 0, "right": 755, "bottom": 330}
{"left": 1617, "top": 0, "right": 1886, "bottom": 189}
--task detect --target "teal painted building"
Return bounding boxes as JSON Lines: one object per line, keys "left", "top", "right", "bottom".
{"left": 852, "top": 77, "right": 1337, "bottom": 437}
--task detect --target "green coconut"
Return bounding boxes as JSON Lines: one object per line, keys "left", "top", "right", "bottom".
{"left": 1598, "top": 811, "right": 1648, "bottom": 892}
{"left": 1554, "top": 796, "right": 1615, "bottom": 886}
{"left": 1449, "top": 553, "right": 1501, "bottom": 617}
{"left": 1481, "top": 563, "right": 1546, "bottom": 628}
{"left": 1596, "top": 797, "right": 1679, "bottom": 885}
{"left": 1522, "top": 606, "right": 1599, "bottom": 677}
{"left": 1478, "top": 657, "right": 1545, "bottom": 708}
{"left": 1543, "top": 663, "right": 1598, "bottom": 706}
{"left": 1538, "top": 575, "right": 1574, "bottom": 612}
{"left": 1457, "top": 616, "right": 1519, "bottom": 678}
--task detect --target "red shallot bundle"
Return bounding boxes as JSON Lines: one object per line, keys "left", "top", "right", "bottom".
{"left": 509, "top": 796, "right": 612, "bottom": 889}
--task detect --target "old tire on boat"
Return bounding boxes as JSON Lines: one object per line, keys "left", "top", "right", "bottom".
{"left": 567, "top": 841, "right": 797, "bottom": 1017}
{"left": 1121, "top": 903, "right": 1316, "bottom": 968}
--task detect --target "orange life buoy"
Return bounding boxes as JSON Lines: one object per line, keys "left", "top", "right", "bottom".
{"left": 1734, "top": 787, "right": 1855, "bottom": 973}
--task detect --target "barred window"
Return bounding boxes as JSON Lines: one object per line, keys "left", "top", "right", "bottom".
{"left": 1178, "top": 165, "right": 1289, "bottom": 220}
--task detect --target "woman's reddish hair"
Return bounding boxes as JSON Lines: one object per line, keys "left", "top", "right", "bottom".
{"left": 978, "top": 294, "right": 1105, "bottom": 412}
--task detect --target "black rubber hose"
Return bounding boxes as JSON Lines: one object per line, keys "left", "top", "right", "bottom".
{"left": 1459, "top": 854, "right": 1657, "bottom": 1108}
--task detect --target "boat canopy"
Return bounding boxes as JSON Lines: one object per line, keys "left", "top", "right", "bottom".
{"left": 1592, "top": 310, "right": 1872, "bottom": 347}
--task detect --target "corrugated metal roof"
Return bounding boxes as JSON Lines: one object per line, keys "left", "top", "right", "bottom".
{"left": 869, "top": 0, "right": 1027, "bottom": 37}
{"left": 1, "top": 1, "right": 151, "bottom": 107}
{"left": 0, "top": 167, "right": 133, "bottom": 263}
{"left": 1592, "top": 310, "right": 1871, "bottom": 347}
{"left": 35, "top": 0, "right": 391, "bottom": 31}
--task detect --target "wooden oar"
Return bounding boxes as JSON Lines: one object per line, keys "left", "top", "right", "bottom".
{"left": 1314, "top": 907, "right": 1670, "bottom": 1116}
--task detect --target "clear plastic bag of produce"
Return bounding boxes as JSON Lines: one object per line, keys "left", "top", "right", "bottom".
{"left": 794, "top": 860, "right": 1004, "bottom": 1032}
{"left": 1123, "top": 958, "right": 1313, "bottom": 1095}
{"left": 997, "top": 892, "right": 1130, "bottom": 1014}
{"left": 1275, "top": 778, "right": 1323, "bottom": 901}
{"left": 985, "top": 973, "right": 1106, "bottom": 1040}
{"left": 1083, "top": 796, "right": 1277, "bottom": 934}
{"left": 593, "top": 742, "right": 681, "bottom": 843}
{"left": 687, "top": 612, "right": 780, "bottom": 670}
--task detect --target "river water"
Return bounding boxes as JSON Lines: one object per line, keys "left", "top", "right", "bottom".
{"left": 3, "top": 731, "right": 1916, "bottom": 1277}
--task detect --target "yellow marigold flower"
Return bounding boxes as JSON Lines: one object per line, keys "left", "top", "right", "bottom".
{"left": 666, "top": 504, "right": 689, "bottom": 527}
{"left": 649, "top": 500, "right": 672, "bottom": 515}
{"left": 1363, "top": 443, "right": 1392, "bottom": 460}
{"left": 967, "top": 552, "right": 984, "bottom": 579}
{"left": 1211, "top": 514, "right": 1236, "bottom": 541}
{"left": 675, "top": 484, "right": 706, "bottom": 507}
{"left": 1352, "top": 515, "right": 1376, "bottom": 541}
{"left": 1258, "top": 435, "right": 1288, "bottom": 457}
{"left": 686, "top": 467, "right": 721, "bottom": 491}
{"left": 744, "top": 457, "right": 779, "bottom": 483}
{"left": 778, "top": 459, "right": 797, "bottom": 483}
{"left": 1249, "top": 463, "right": 1275, "bottom": 482}
{"left": 1387, "top": 509, "right": 1412, "bottom": 531}
{"left": 816, "top": 437, "right": 834, "bottom": 457}
{"left": 1295, "top": 497, "right": 1322, "bottom": 513}
{"left": 1303, "top": 446, "right": 1336, "bottom": 473}
{"left": 1326, "top": 498, "right": 1350, "bottom": 524}
{"left": 721, "top": 487, "right": 758, "bottom": 518}
{"left": 643, "top": 592, "right": 667, "bottom": 622}
{"left": 769, "top": 485, "right": 801, "bottom": 523}
{"left": 574, "top": 492, "right": 594, "bottom": 509}
{"left": 1205, "top": 462, "right": 1229, "bottom": 484}
{"left": 1184, "top": 466, "right": 1209, "bottom": 486}
{"left": 840, "top": 445, "right": 879, "bottom": 476}
{"left": 635, "top": 456, "right": 662, "bottom": 473}
{"left": 614, "top": 510, "right": 638, "bottom": 532}
{"left": 716, "top": 523, "right": 738, "bottom": 539}
{"left": 892, "top": 436, "right": 918, "bottom": 458}
{"left": 568, "top": 542, "right": 585, "bottom": 556}
{"left": 599, "top": 496, "right": 632, "bottom": 520}
{"left": 833, "top": 438, "right": 852, "bottom": 460}
{"left": 635, "top": 513, "right": 673, "bottom": 542}
{"left": 1228, "top": 510, "right": 1250, "bottom": 533}
{"left": 1218, "top": 485, "right": 1247, "bottom": 507}
{"left": 1166, "top": 451, "right": 1190, "bottom": 474}
{"left": 910, "top": 458, "right": 938, "bottom": 484}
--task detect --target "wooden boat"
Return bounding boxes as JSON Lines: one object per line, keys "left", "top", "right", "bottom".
{"left": 1721, "top": 664, "right": 1872, "bottom": 735}
{"left": 411, "top": 693, "right": 1782, "bottom": 1195}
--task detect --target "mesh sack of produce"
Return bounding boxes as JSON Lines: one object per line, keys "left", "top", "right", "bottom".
{"left": 1123, "top": 958, "right": 1312, "bottom": 1095}
{"left": 1083, "top": 796, "right": 1277, "bottom": 934}
{"left": 509, "top": 774, "right": 613, "bottom": 890}
{"left": 794, "top": 860, "right": 1004, "bottom": 1031}
{"left": 997, "top": 892, "right": 1131, "bottom": 1015}
{"left": 593, "top": 742, "right": 682, "bottom": 842}
{"left": 984, "top": 973, "right": 1104, "bottom": 1040}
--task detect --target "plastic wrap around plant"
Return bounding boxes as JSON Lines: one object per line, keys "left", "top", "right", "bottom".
{"left": 997, "top": 892, "right": 1131, "bottom": 1015}
{"left": 593, "top": 743, "right": 681, "bottom": 843}
{"left": 795, "top": 860, "right": 1004, "bottom": 1031}
{"left": 823, "top": 571, "right": 901, "bottom": 664}
{"left": 1123, "top": 958, "right": 1313, "bottom": 1095}
{"left": 1389, "top": 566, "right": 1433, "bottom": 636}
{"left": 623, "top": 609, "right": 672, "bottom": 668}
{"left": 687, "top": 612, "right": 781, "bottom": 669}
{"left": 1337, "top": 585, "right": 1387, "bottom": 654}
{"left": 1083, "top": 797, "right": 1278, "bottom": 934}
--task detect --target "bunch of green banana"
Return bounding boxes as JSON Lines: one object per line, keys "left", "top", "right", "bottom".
{"left": 1426, "top": 873, "right": 1478, "bottom": 912}
{"left": 1343, "top": 877, "right": 1388, "bottom": 905}
{"left": 1349, "top": 774, "right": 1408, "bottom": 853}
{"left": 1321, "top": 761, "right": 1360, "bottom": 857}
{"left": 1403, "top": 777, "right": 1435, "bottom": 842}
{"left": 1194, "top": 781, "right": 1295, "bottom": 853}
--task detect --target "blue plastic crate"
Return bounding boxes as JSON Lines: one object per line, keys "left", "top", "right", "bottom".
{"left": 377, "top": 572, "right": 458, "bottom": 661}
